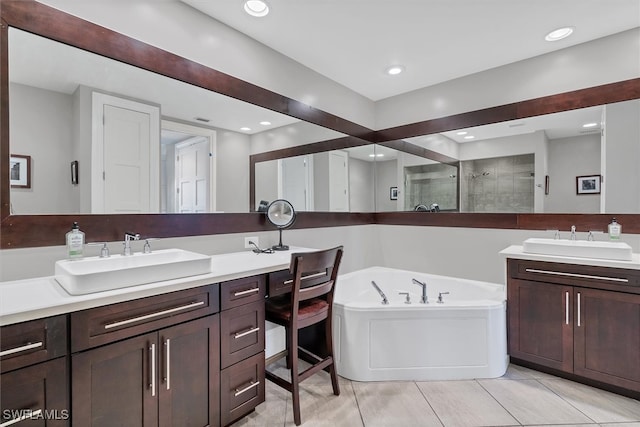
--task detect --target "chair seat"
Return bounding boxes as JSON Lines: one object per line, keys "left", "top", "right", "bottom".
{"left": 266, "top": 296, "right": 328, "bottom": 324}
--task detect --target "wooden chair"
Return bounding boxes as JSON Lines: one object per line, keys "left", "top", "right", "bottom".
{"left": 265, "top": 246, "right": 344, "bottom": 426}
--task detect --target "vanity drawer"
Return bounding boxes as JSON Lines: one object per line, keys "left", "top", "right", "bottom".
{"left": 220, "top": 352, "right": 265, "bottom": 427}
{"left": 0, "top": 315, "right": 67, "bottom": 373}
{"left": 220, "top": 275, "right": 266, "bottom": 310}
{"left": 508, "top": 259, "right": 640, "bottom": 292}
{"left": 70, "top": 284, "right": 219, "bottom": 352}
{"left": 220, "top": 300, "right": 265, "bottom": 369}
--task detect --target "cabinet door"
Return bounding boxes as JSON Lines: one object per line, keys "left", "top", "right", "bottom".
{"left": 72, "top": 332, "right": 158, "bottom": 427}
{"left": 0, "top": 357, "right": 69, "bottom": 426}
{"left": 158, "top": 315, "right": 220, "bottom": 427}
{"left": 508, "top": 279, "right": 573, "bottom": 372}
{"left": 574, "top": 288, "right": 640, "bottom": 392}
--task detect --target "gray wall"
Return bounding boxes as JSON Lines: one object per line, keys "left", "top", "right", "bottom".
{"left": 546, "top": 134, "right": 601, "bottom": 213}
{"left": 375, "top": 159, "right": 398, "bottom": 212}
{"left": 349, "top": 158, "right": 375, "bottom": 212}
{"left": 216, "top": 130, "right": 251, "bottom": 212}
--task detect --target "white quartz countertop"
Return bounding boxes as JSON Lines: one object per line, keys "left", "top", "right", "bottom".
{"left": 500, "top": 245, "right": 640, "bottom": 270}
{"left": 0, "top": 247, "right": 312, "bottom": 326}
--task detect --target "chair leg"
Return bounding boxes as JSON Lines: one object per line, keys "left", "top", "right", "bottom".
{"left": 285, "top": 327, "right": 292, "bottom": 369}
{"left": 290, "top": 327, "right": 302, "bottom": 426}
{"left": 326, "top": 316, "right": 340, "bottom": 396}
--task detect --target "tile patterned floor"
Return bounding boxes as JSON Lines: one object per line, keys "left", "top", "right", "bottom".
{"left": 231, "top": 364, "right": 640, "bottom": 427}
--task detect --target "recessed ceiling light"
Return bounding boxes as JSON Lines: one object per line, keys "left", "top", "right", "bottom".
{"left": 545, "top": 27, "right": 574, "bottom": 42}
{"left": 259, "top": 121, "right": 271, "bottom": 126}
{"left": 456, "top": 131, "right": 468, "bottom": 136}
{"left": 244, "top": 0, "right": 269, "bottom": 17}
{"left": 240, "top": 127, "right": 251, "bottom": 131}
{"left": 385, "top": 65, "right": 404, "bottom": 76}
{"left": 582, "top": 122, "right": 598, "bottom": 128}
{"left": 368, "top": 153, "right": 384, "bottom": 158}
{"left": 464, "top": 135, "right": 475, "bottom": 140}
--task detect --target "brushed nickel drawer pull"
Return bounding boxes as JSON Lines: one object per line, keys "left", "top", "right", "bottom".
{"left": 165, "top": 338, "right": 171, "bottom": 390}
{"left": 234, "top": 380, "right": 260, "bottom": 397}
{"left": 150, "top": 343, "right": 156, "bottom": 397}
{"left": 233, "top": 288, "right": 260, "bottom": 297}
{"left": 0, "top": 341, "right": 43, "bottom": 357}
{"left": 524, "top": 268, "right": 629, "bottom": 283}
{"left": 283, "top": 271, "right": 326, "bottom": 285}
{"left": 565, "top": 291, "right": 569, "bottom": 325}
{"left": 234, "top": 327, "right": 260, "bottom": 339}
{"left": 577, "top": 292, "right": 582, "bottom": 327}
{"left": 104, "top": 301, "right": 205, "bottom": 329}
{"left": 0, "top": 409, "right": 43, "bottom": 427}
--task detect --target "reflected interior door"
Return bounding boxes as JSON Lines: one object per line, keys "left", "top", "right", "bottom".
{"left": 280, "top": 156, "right": 311, "bottom": 211}
{"left": 329, "top": 151, "right": 349, "bottom": 212}
{"left": 176, "top": 137, "right": 210, "bottom": 213}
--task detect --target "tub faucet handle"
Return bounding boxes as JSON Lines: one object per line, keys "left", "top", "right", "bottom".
{"left": 437, "top": 292, "right": 450, "bottom": 304}
{"left": 398, "top": 292, "right": 411, "bottom": 304}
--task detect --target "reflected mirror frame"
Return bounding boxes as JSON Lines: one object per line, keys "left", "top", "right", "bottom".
{"left": 2, "top": 0, "right": 640, "bottom": 249}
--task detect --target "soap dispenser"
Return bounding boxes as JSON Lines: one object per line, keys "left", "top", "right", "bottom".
{"left": 608, "top": 218, "right": 622, "bottom": 240}
{"left": 66, "top": 222, "right": 85, "bottom": 259}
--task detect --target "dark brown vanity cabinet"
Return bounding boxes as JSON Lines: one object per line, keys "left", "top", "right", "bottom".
{"left": 70, "top": 284, "right": 221, "bottom": 427}
{"left": 0, "top": 315, "right": 69, "bottom": 426}
{"left": 507, "top": 259, "right": 640, "bottom": 396}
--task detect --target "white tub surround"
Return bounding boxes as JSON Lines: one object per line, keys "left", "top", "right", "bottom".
{"left": 0, "top": 247, "right": 312, "bottom": 326}
{"left": 333, "top": 266, "right": 508, "bottom": 381}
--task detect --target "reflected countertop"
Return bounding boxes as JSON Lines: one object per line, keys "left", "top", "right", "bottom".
{"left": 0, "top": 247, "right": 312, "bottom": 326}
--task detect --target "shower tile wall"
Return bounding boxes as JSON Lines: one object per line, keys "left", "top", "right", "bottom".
{"left": 461, "top": 154, "right": 534, "bottom": 213}
{"left": 403, "top": 163, "right": 458, "bottom": 210}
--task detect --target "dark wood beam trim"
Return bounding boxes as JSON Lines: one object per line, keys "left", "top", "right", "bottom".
{"left": 378, "top": 140, "right": 459, "bottom": 165}
{"left": 374, "top": 212, "right": 519, "bottom": 229}
{"left": 0, "top": 18, "right": 8, "bottom": 221}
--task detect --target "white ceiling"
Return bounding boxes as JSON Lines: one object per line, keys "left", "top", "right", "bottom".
{"left": 183, "top": 0, "right": 640, "bottom": 101}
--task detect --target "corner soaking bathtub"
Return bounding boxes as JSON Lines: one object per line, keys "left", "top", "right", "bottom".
{"left": 333, "top": 266, "right": 507, "bottom": 381}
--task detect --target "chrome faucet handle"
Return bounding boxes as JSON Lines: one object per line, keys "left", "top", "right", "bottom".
{"left": 142, "top": 238, "right": 158, "bottom": 254}
{"left": 547, "top": 229, "right": 560, "bottom": 239}
{"left": 88, "top": 242, "right": 110, "bottom": 258}
{"left": 570, "top": 225, "right": 577, "bottom": 240}
{"left": 398, "top": 292, "right": 411, "bottom": 304}
{"left": 587, "top": 231, "right": 595, "bottom": 241}
{"left": 437, "top": 291, "right": 450, "bottom": 304}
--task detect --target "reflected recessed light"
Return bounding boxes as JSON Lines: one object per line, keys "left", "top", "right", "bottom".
{"left": 259, "top": 121, "right": 271, "bottom": 126}
{"left": 244, "top": 0, "right": 269, "bottom": 17}
{"left": 464, "top": 135, "right": 475, "bottom": 140}
{"left": 385, "top": 65, "right": 404, "bottom": 76}
{"left": 545, "top": 27, "right": 574, "bottom": 41}
{"left": 582, "top": 122, "right": 598, "bottom": 128}
{"left": 368, "top": 153, "right": 384, "bottom": 158}
{"left": 240, "top": 127, "right": 251, "bottom": 131}
{"left": 456, "top": 131, "right": 468, "bottom": 136}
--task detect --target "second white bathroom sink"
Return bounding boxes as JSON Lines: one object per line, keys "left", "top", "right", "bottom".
{"left": 55, "top": 249, "right": 212, "bottom": 295}
{"left": 522, "top": 238, "right": 633, "bottom": 261}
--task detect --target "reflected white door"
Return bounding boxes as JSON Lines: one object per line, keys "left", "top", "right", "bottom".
{"left": 329, "top": 151, "right": 349, "bottom": 212}
{"left": 280, "top": 156, "right": 312, "bottom": 211}
{"left": 103, "top": 105, "right": 151, "bottom": 213}
{"left": 176, "top": 138, "right": 210, "bottom": 213}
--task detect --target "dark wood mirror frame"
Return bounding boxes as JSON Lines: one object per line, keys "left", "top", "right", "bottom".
{"left": 1, "top": 0, "right": 639, "bottom": 249}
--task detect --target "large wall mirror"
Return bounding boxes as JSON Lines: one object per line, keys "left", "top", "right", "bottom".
{"left": 1, "top": 0, "right": 639, "bottom": 249}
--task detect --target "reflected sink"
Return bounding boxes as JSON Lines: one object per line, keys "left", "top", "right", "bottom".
{"left": 522, "top": 238, "right": 633, "bottom": 261}
{"left": 55, "top": 249, "right": 212, "bottom": 295}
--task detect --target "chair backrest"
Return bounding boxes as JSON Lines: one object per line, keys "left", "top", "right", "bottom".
{"left": 289, "top": 246, "right": 343, "bottom": 306}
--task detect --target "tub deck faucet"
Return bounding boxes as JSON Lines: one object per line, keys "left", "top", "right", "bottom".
{"left": 412, "top": 278, "right": 428, "bottom": 304}
{"left": 123, "top": 232, "right": 140, "bottom": 256}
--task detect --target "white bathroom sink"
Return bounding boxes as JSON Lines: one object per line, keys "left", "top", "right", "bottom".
{"left": 55, "top": 249, "right": 212, "bottom": 295}
{"left": 522, "top": 238, "right": 633, "bottom": 261}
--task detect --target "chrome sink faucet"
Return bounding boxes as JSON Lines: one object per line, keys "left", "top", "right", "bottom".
{"left": 570, "top": 225, "right": 576, "bottom": 241}
{"left": 412, "top": 278, "right": 428, "bottom": 304}
{"left": 123, "top": 232, "right": 140, "bottom": 256}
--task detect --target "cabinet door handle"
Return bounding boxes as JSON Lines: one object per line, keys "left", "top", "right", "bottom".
{"left": 0, "top": 341, "right": 43, "bottom": 357}
{"left": 577, "top": 292, "right": 582, "bottom": 327}
{"left": 104, "top": 301, "right": 205, "bottom": 329}
{"left": 565, "top": 291, "right": 570, "bottom": 325}
{"left": 164, "top": 338, "right": 171, "bottom": 390}
{"left": 234, "top": 327, "right": 260, "bottom": 339}
{"left": 524, "top": 268, "right": 629, "bottom": 283}
{"left": 150, "top": 343, "right": 156, "bottom": 397}
{"left": 234, "top": 380, "right": 260, "bottom": 397}
{"left": 0, "top": 409, "right": 43, "bottom": 427}
{"left": 234, "top": 288, "right": 260, "bottom": 297}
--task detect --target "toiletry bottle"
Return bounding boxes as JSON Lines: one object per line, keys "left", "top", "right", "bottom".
{"left": 608, "top": 218, "right": 622, "bottom": 240}
{"left": 66, "top": 222, "right": 85, "bottom": 258}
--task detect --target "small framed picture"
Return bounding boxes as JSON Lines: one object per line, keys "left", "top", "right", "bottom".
{"left": 71, "top": 160, "right": 79, "bottom": 185}
{"left": 10, "top": 154, "right": 31, "bottom": 188}
{"left": 576, "top": 174, "right": 601, "bottom": 195}
{"left": 390, "top": 186, "right": 398, "bottom": 200}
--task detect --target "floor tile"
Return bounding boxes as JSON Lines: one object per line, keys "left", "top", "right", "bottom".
{"left": 478, "top": 379, "right": 594, "bottom": 425}
{"left": 352, "top": 381, "right": 442, "bottom": 427}
{"left": 230, "top": 381, "right": 288, "bottom": 427}
{"left": 600, "top": 423, "right": 640, "bottom": 427}
{"left": 499, "top": 364, "right": 558, "bottom": 380}
{"left": 417, "top": 380, "right": 519, "bottom": 427}
{"left": 540, "top": 378, "right": 640, "bottom": 423}
{"left": 283, "top": 379, "right": 363, "bottom": 426}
